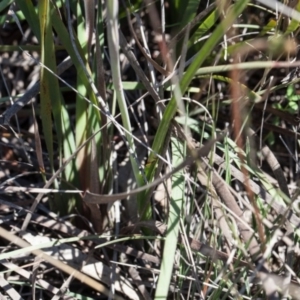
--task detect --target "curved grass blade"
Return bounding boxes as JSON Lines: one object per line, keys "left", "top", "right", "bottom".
{"left": 145, "top": 0, "right": 250, "bottom": 191}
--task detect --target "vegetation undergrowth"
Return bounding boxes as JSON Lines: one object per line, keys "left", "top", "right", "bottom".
{"left": 1, "top": 0, "right": 300, "bottom": 299}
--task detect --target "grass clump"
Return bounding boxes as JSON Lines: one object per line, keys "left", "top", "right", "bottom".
{"left": 1, "top": 0, "right": 300, "bottom": 299}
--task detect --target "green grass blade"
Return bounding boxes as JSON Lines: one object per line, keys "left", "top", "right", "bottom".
{"left": 155, "top": 137, "right": 185, "bottom": 299}
{"left": 188, "top": 8, "right": 219, "bottom": 48}
{"left": 15, "top": 0, "right": 40, "bottom": 41}
{"left": 0, "top": 0, "right": 13, "bottom": 13}
{"left": 106, "top": 0, "right": 144, "bottom": 187}
{"left": 38, "top": 0, "right": 54, "bottom": 170}
{"left": 38, "top": 2, "right": 76, "bottom": 214}
{"left": 180, "top": 0, "right": 250, "bottom": 93}
{"left": 180, "top": 0, "right": 201, "bottom": 26}
{"left": 50, "top": 6, "right": 100, "bottom": 122}
{"left": 284, "top": 1, "right": 300, "bottom": 35}
{"left": 146, "top": 0, "right": 250, "bottom": 185}
{"left": 60, "top": 102, "right": 81, "bottom": 214}
{"left": 74, "top": 0, "right": 92, "bottom": 191}
{"left": 259, "top": 18, "right": 277, "bottom": 36}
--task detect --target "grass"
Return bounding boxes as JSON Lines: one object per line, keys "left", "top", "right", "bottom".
{"left": 1, "top": 0, "right": 300, "bottom": 299}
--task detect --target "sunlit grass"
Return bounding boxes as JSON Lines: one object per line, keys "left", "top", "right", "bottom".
{"left": 0, "top": 0, "right": 300, "bottom": 299}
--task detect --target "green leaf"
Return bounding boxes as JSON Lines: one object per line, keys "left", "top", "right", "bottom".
{"left": 286, "top": 101, "right": 298, "bottom": 113}
{"left": 259, "top": 18, "right": 277, "bottom": 36}
{"left": 38, "top": 0, "right": 54, "bottom": 169}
